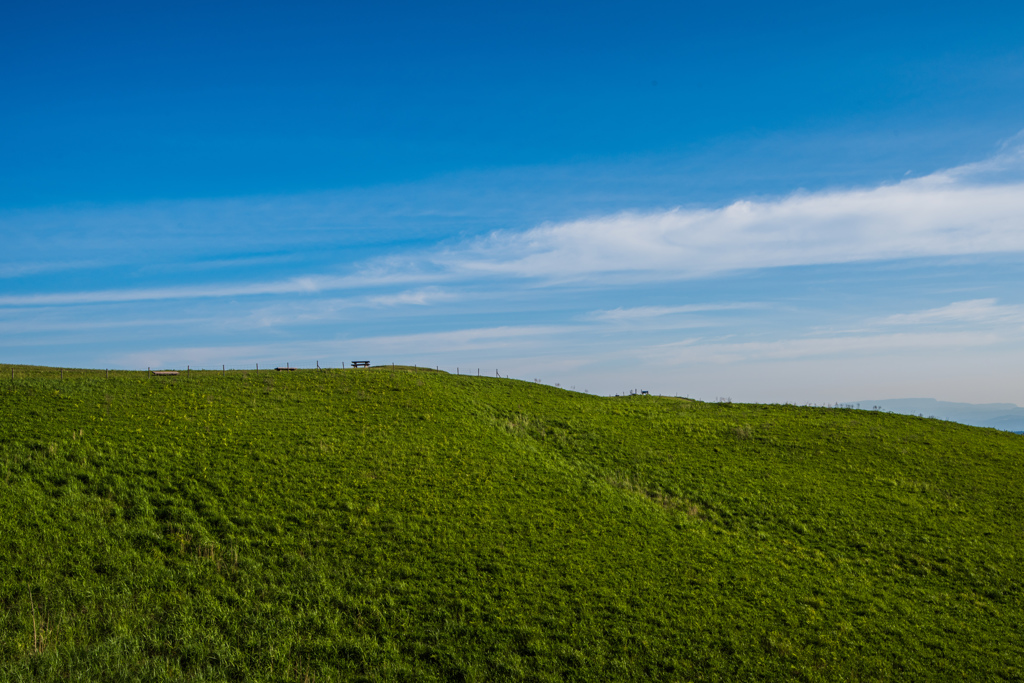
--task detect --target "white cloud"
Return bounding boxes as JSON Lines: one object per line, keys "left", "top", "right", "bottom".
{"left": 351, "top": 325, "right": 575, "bottom": 354}
{"left": 0, "top": 279, "right": 316, "bottom": 306}
{"left": 644, "top": 331, "right": 1003, "bottom": 365}
{"left": 367, "top": 288, "right": 456, "bottom": 307}
{"left": 0, "top": 272, "right": 439, "bottom": 306}
{"left": 0, "top": 313, "right": 214, "bottom": 336}
{"left": 586, "top": 303, "right": 758, "bottom": 321}
{"left": 878, "top": 298, "right": 1024, "bottom": 326}
{"left": 5, "top": 143, "right": 1024, "bottom": 308}
{"left": 433, "top": 147, "right": 1024, "bottom": 281}
{"left": 0, "top": 260, "right": 107, "bottom": 278}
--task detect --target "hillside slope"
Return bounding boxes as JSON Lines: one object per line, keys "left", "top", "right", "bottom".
{"left": 1, "top": 365, "right": 1022, "bottom": 681}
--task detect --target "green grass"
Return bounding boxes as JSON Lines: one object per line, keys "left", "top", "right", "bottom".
{"left": 0, "top": 363, "right": 1021, "bottom": 681}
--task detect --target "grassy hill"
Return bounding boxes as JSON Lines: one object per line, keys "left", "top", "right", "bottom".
{"left": 1, "top": 364, "right": 1021, "bottom": 681}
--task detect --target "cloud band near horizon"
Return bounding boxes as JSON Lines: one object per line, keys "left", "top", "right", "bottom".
{"left": 3, "top": 145, "right": 1024, "bottom": 307}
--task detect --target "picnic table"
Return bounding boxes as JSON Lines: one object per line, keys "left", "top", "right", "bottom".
{"left": 351, "top": 361, "right": 370, "bottom": 368}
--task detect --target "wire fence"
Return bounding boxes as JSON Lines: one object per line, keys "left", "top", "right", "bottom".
{"left": 0, "top": 362, "right": 543, "bottom": 384}
{"left": 2, "top": 362, "right": 622, "bottom": 396}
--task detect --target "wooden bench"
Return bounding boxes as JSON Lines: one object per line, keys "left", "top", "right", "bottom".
{"left": 351, "top": 361, "right": 370, "bottom": 368}
{"left": 151, "top": 371, "right": 179, "bottom": 376}
{"left": 274, "top": 366, "right": 297, "bottom": 371}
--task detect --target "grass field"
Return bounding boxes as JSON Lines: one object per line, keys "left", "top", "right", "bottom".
{"left": 0, "top": 364, "right": 1021, "bottom": 681}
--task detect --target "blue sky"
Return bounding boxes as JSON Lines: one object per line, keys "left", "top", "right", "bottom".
{"left": 3, "top": 1, "right": 1024, "bottom": 404}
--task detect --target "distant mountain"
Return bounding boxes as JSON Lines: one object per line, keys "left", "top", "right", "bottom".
{"left": 852, "top": 398, "right": 1024, "bottom": 432}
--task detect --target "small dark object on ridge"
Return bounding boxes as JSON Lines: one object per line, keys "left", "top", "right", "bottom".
{"left": 351, "top": 361, "right": 371, "bottom": 368}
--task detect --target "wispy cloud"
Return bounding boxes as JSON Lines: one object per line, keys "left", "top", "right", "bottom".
{"left": 0, "top": 260, "right": 108, "bottom": 278}
{"left": 232, "top": 288, "right": 459, "bottom": 329}
{"left": 432, "top": 145, "right": 1024, "bottom": 281}
{"left": 640, "top": 298, "right": 1024, "bottom": 367}
{"left": 645, "top": 331, "right": 1003, "bottom": 365}
{"left": 352, "top": 325, "right": 576, "bottom": 354}
{"left": 585, "top": 303, "right": 759, "bottom": 321}
{"left": 5, "top": 143, "right": 1024, "bottom": 308}
{"left": 878, "top": 298, "right": 1024, "bottom": 326}
{"left": 0, "top": 272, "right": 440, "bottom": 306}
{"left": 0, "top": 279, "right": 320, "bottom": 306}
{"left": 367, "top": 288, "right": 457, "bottom": 307}
{"left": 0, "top": 313, "right": 215, "bottom": 336}
{"left": 140, "top": 253, "right": 301, "bottom": 274}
